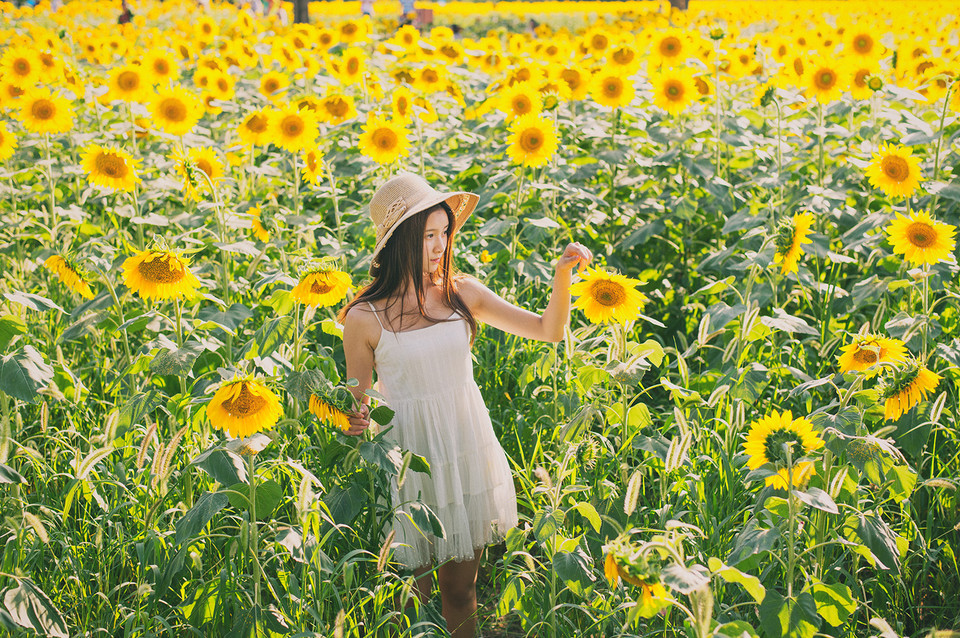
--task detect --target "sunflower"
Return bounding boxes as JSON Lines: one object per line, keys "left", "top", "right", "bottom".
{"left": 81, "top": 144, "right": 141, "bottom": 192}
{"left": 848, "top": 31, "right": 881, "bottom": 60}
{"left": 208, "top": 379, "right": 283, "bottom": 439}
{"left": 122, "top": 249, "right": 201, "bottom": 300}
{"left": 16, "top": 88, "right": 74, "bottom": 135}
{"left": 881, "top": 360, "right": 941, "bottom": 421}
{"left": 569, "top": 267, "right": 646, "bottom": 324}
{"left": 334, "top": 47, "right": 366, "bottom": 85}
{"left": 414, "top": 66, "right": 446, "bottom": 94}
{"left": 0, "top": 122, "right": 17, "bottom": 162}
{"left": 172, "top": 147, "right": 224, "bottom": 201}
{"left": 773, "top": 212, "right": 814, "bottom": 275}
{"left": 291, "top": 267, "right": 352, "bottom": 307}
{"left": 1, "top": 46, "right": 42, "bottom": 88}
{"left": 238, "top": 109, "right": 271, "bottom": 146}
{"left": 106, "top": 64, "right": 148, "bottom": 103}
{"left": 390, "top": 85, "right": 416, "bottom": 124}
{"left": 652, "top": 29, "right": 688, "bottom": 66}
{"left": 506, "top": 113, "right": 559, "bottom": 168}
{"left": 309, "top": 394, "right": 351, "bottom": 432}
{"left": 838, "top": 334, "right": 909, "bottom": 374}
{"left": 591, "top": 73, "right": 635, "bottom": 110}
{"left": 267, "top": 106, "right": 319, "bottom": 153}
{"left": 849, "top": 65, "right": 878, "bottom": 100}
{"left": 259, "top": 70, "right": 289, "bottom": 101}
{"left": 607, "top": 43, "right": 642, "bottom": 75}
{"left": 806, "top": 59, "right": 846, "bottom": 104}
{"left": 43, "top": 255, "right": 94, "bottom": 299}
{"left": 650, "top": 69, "right": 698, "bottom": 115}
{"left": 207, "top": 71, "right": 236, "bottom": 101}
{"left": 318, "top": 94, "right": 358, "bottom": 125}
{"left": 499, "top": 82, "right": 542, "bottom": 121}
{"left": 866, "top": 143, "right": 923, "bottom": 198}
{"left": 247, "top": 207, "right": 270, "bottom": 242}
{"left": 886, "top": 209, "right": 956, "bottom": 266}
{"left": 743, "top": 410, "right": 824, "bottom": 490}
{"left": 358, "top": 114, "right": 410, "bottom": 165}
{"left": 150, "top": 87, "right": 203, "bottom": 136}
{"left": 0, "top": 80, "right": 25, "bottom": 109}
{"left": 142, "top": 49, "right": 179, "bottom": 86}
{"left": 555, "top": 66, "right": 591, "bottom": 101}
{"left": 302, "top": 148, "right": 324, "bottom": 186}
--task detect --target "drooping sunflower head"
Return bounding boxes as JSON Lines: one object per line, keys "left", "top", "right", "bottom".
{"left": 208, "top": 379, "right": 283, "bottom": 439}
{"left": 866, "top": 143, "right": 923, "bottom": 199}
{"left": 743, "top": 410, "right": 824, "bottom": 484}
{"left": 772, "top": 212, "right": 814, "bottom": 275}
{"left": 886, "top": 209, "right": 957, "bottom": 267}
{"left": 880, "top": 359, "right": 941, "bottom": 421}
{"left": 506, "top": 112, "right": 559, "bottom": 168}
{"left": 309, "top": 393, "right": 352, "bottom": 433}
{"left": 43, "top": 254, "right": 95, "bottom": 299}
{"left": 81, "top": 144, "right": 141, "bottom": 193}
{"left": 569, "top": 266, "right": 647, "bottom": 325}
{"left": 837, "top": 333, "right": 908, "bottom": 374}
{"left": 358, "top": 113, "right": 410, "bottom": 165}
{"left": 291, "top": 264, "right": 352, "bottom": 308}
{"left": 122, "top": 249, "right": 202, "bottom": 301}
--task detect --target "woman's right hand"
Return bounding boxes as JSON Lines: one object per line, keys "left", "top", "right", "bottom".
{"left": 344, "top": 403, "right": 371, "bottom": 436}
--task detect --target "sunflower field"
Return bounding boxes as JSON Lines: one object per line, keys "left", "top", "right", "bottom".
{"left": 1, "top": 0, "right": 960, "bottom": 636}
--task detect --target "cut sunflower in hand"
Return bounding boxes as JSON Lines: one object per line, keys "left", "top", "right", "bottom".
{"left": 208, "top": 378, "right": 283, "bottom": 439}
{"left": 122, "top": 249, "right": 201, "bottom": 300}
{"left": 570, "top": 266, "right": 646, "bottom": 324}
{"left": 308, "top": 393, "right": 352, "bottom": 433}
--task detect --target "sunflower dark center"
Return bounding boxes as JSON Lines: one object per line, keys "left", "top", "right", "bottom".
{"left": 592, "top": 34, "right": 608, "bottom": 50}
{"left": 31, "top": 99, "right": 55, "bottom": 120}
{"left": 155, "top": 60, "right": 170, "bottom": 75}
{"left": 326, "top": 98, "right": 348, "bottom": 117}
{"left": 223, "top": 383, "right": 267, "bottom": 417}
{"left": 613, "top": 48, "right": 634, "bottom": 65}
{"left": 855, "top": 35, "right": 872, "bottom": 53}
{"left": 160, "top": 98, "right": 187, "bottom": 122}
{"left": 117, "top": 71, "right": 139, "bottom": 91}
{"left": 590, "top": 280, "right": 626, "bottom": 307}
{"left": 665, "top": 81, "right": 683, "bottom": 100}
{"left": 372, "top": 128, "right": 397, "bottom": 150}
{"left": 763, "top": 428, "right": 805, "bottom": 466}
{"left": 604, "top": 79, "right": 622, "bottom": 97}
{"left": 310, "top": 279, "right": 333, "bottom": 294}
{"left": 346, "top": 58, "right": 359, "bottom": 74}
{"left": 660, "top": 37, "right": 680, "bottom": 56}
{"left": 853, "top": 348, "right": 879, "bottom": 365}
{"left": 854, "top": 69, "right": 869, "bottom": 87}
{"left": 281, "top": 115, "right": 304, "bottom": 137}
{"left": 196, "top": 159, "right": 213, "bottom": 177}
{"left": 561, "top": 69, "right": 582, "bottom": 88}
{"left": 519, "top": 128, "right": 544, "bottom": 152}
{"left": 907, "top": 222, "right": 936, "bottom": 248}
{"left": 138, "top": 254, "right": 186, "bottom": 284}
{"left": 513, "top": 96, "right": 531, "bottom": 114}
{"left": 95, "top": 152, "right": 128, "bottom": 178}
{"left": 264, "top": 79, "right": 279, "bottom": 93}
{"left": 246, "top": 114, "right": 268, "bottom": 133}
{"left": 816, "top": 70, "right": 836, "bottom": 89}
{"left": 881, "top": 156, "right": 909, "bottom": 181}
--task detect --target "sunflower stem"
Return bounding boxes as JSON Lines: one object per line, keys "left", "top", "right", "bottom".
{"left": 775, "top": 98, "right": 783, "bottom": 223}
{"left": 325, "top": 161, "right": 344, "bottom": 247}
{"left": 98, "top": 265, "right": 133, "bottom": 392}
{"left": 785, "top": 445, "right": 797, "bottom": 600}
{"left": 817, "top": 101, "right": 825, "bottom": 191}
{"left": 126, "top": 103, "right": 139, "bottom": 158}
{"left": 930, "top": 82, "right": 954, "bottom": 213}
{"left": 42, "top": 133, "right": 57, "bottom": 248}
{"left": 175, "top": 297, "right": 186, "bottom": 397}
{"left": 247, "top": 452, "right": 262, "bottom": 636}
{"left": 292, "top": 154, "right": 301, "bottom": 239}
{"left": 921, "top": 266, "right": 930, "bottom": 362}
{"left": 837, "top": 373, "right": 865, "bottom": 413}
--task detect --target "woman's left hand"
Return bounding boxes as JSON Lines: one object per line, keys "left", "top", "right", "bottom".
{"left": 557, "top": 242, "right": 593, "bottom": 274}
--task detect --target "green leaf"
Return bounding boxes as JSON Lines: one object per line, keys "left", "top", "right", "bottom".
{"left": 714, "top": 620, "right": 759, "bottom": 638}
{"left": 283, "top": 369, "right": 330, "bottom": 403}
{"left": 760, "top": 309, "right": 819, "bottom": 336}
{"left": 569, "top": 501, "right": 602, "bottom": 532}
{"left": 0, "top": 314, "right": 26, "bottom": 351}
{"left": 323, "top": 483, "right": 364, "bottom": 525}
{"left": 3, "top": 291, "right": 64, "bottom": 314}
{"left": 117, "top": 390, "right": 159, "bottom": 433}
{"left": 498, "top": 576, "right": 524, "bottom": 616}
{"left": 759, "top": 590, "right": 819, "bottom": 638}
{"left": 792, "top": 488, "right": 839, "bottom": 514}
{"left": 242, "top": 316, "right": 295, "bottom": 360}
{"left": 856, "top": 513, "right": 901, "bottom": 573}
{"left": 661, "top": 563, "right": 709, "bottom": 594}
{"left": 196, "top": 303, "right": 253, "bottom": 334}
{"left": 553, "top": 547, "right": 595, "bottom": 587}
{"left": 708, "top": 557, "right": 765, "bottom": 602}
{"left": 175, "top": 491, "right": 229, "bottom": 545}
{"left": 728, "top": 520, "right": 780, "bottom": 567}
{"left": 150, "top": 340, "right": 206, "bottom": 376}
{"left": 2, "top": 577, "right": 69, "bottom": 637}
{"left": 811, "top": 582, "right": 856, "bottom": 627}
{"left": 887, "top": 465, "right": 917, "bottom": 504}
{"left": 358, "top": 439, "right": 403, "bottom": 476}
{"left": 227, "top": 479, "right": 282, "bottom": 521}
{"left": 0, "top": 346, "right": 55, "bottom": 403}
{"left": 192, "top": 448, "right": 247, "bottom": 486}
{"left": 369, "top": 405, "right": 395, "bottom": 426}
{"left": 532, "top": 508, "right": 565, "bottom": 543}
{"left": 0, "top": 463, "right": 25, "bottom": 484}
{"left": 406, "top": 501, "right": 445, "bottom": 538}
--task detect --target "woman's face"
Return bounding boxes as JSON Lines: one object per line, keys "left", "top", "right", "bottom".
{"left": 422, "top": 208, "right": 449, "bottom": 274}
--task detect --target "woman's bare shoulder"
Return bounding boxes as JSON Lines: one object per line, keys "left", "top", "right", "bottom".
{"left": 343, "top": 303, "right": 380, "bottom": 346}
{"left": 454, "top": 275, "right": 493, "bottom": 313}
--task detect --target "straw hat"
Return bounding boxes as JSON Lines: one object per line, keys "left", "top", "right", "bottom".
{"left": 369, "top": 172, "right": 479, "bottom": 265}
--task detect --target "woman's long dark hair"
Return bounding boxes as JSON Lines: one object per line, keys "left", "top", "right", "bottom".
{"left": 338, "top": 201, "right": 478, "bottom": 342}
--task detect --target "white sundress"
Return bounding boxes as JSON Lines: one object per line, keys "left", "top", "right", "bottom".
{"left": 367, "top": 302, "right": 519, "bottom": 569}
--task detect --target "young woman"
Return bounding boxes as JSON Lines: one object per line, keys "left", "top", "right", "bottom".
{"left": 338, "top": 172, "right": 592, "bottom": 637}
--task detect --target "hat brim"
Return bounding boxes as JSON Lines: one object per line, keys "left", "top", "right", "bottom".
{"left": 372, "top": 190, "right": 479, "bottom": 264}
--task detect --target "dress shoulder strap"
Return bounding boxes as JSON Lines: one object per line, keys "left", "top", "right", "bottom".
{"left": 366, "top": 302, "right": 385, "bottom": 330}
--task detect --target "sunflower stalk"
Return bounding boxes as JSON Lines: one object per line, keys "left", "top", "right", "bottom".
{"left": 784, "top": 444, "right": 797, "bottom": 599}
{"left": 713, "top": 39, "right": 723, "bottom": 178}
{"left": 42, "top": 133, "right": 58, "bottom": 247}
{"left": 174, "top": 297, "right": 186, "bottom": 397}
{"left": 247, "top": 452, "right": 262, "bottom": 636}
{"left": 921, "top": 266, "right": 930, "bottom": 361}
{"left": 929, "top": 81, "right": 954, "bottom": 213}
{"left": 324, "top": 161, "right": 344, "bottom": 246}
{"left": 126, "top": 103, "right": 139, "bottom": 158}
{"left": 817, "top": 102, "right": 825, "bottom": 191}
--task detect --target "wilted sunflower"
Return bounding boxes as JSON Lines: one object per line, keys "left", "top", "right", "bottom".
{"left": 1, "top": 47, "right": 42, "bottom": 88}
{"left": 886, "top": 209, "right": 956, "bottom": 266}
{"left": 591, "top": 73, "right": 635, "bottom": 110}
{"left": 358, "top": 114, "right": 410, "bottom": 165}
{"left": 81, "top": 144, "right": 141, "bottom": 192}
{"left": 602, "top": 545, "right": 671, "bottom": 615}
{"left": 866, "top": 143, "right": 923, "bottom": 198}
{"left": 309, "top": 394, "right": 351, "bottom": 432}
{"left": 122, "top": 249, "right": 201, "bottom": 300}
{"left": 743, "top": 410, "right": 824, "bottom": 490}
{"left": 43, "top": 255, "right": 94, "bottom": 299}
{"left": 650, "top": 70, "right": 698, "bottom": 115}
{"left": 151, "top": 87, "right": 204, "bottom": 136}
{"left": 238, "top": 109, "right": 271, "bottom": 146}
{"left": 208, "top": 379, "right": 283, "bottom": 439}
{"left": 838, "top": 334, "right": 908, "bottom": 374}
{"left": 267, "top": 106, "right": 319, "bottom": 153}
{"left": 569, "top": 267, "right": 646, "bottom": 324}
{"left": 506, "top": 113, "right": 559, "bottom": 168}
{"left": 0, "top": 122, "right": 17, "bottom": 162}
{"left": 773, "top": 212, "right": 814, "bottom": 275}
{"left": 881, "top": 360, "right": 941, "bottom": 421}
{"left": 291, "top": 266, "right": 352, "bottom": 307}
{"left": 499, "top": 82, "right": 542, "bottom": 121}
{"left": 16, "top": 88, "right": 74, "bottom": 135}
